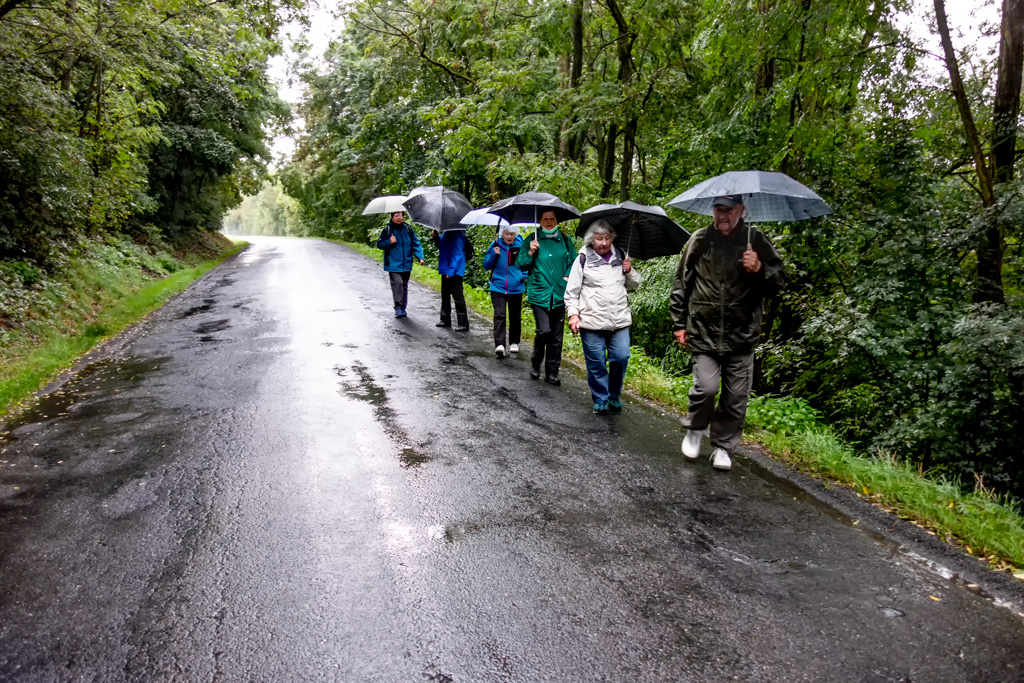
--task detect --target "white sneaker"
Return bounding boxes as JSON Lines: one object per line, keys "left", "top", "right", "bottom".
{"left": 495, "top": 345, "right": 505, "bottom": 358}
{"left": 681, "top": 429, "right": 703, "bottom": 460}
{"left": 509, "top": 343, "right": 519, "bottom": 353}
{"left": 711, "top": 448, "right": 732, "bottom": 471}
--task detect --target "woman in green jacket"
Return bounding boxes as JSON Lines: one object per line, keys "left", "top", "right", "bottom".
{"left": 515, "top": 210, "right": 577, "bottom": 385}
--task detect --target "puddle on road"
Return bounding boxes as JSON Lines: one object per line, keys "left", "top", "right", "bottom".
{"left": 177, "top": 298, "right": 216, "bottom": 319}
{"left": 335, "top": 362, "right": 433, "bottom": 469}
{"left": 194, "top": 319, "right": 230, "bottom": 335}
{"left": 1, "top": 357, "right": 168, "bottom": 437}
{"left": 399, "top": 447, "right": 432, "bottom": 468}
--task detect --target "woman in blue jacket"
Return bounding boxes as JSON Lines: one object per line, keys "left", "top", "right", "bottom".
{"left": 375, "top": 211, "right": 425, "bottom": 318}
{"left": 482, "top": 225, "right": 527, "bottom": 357}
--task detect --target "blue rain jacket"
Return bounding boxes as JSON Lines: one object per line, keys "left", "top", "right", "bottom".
{"left": 436, "top": 231, "right": 470, "bottom": 277}
{"left": 376, "top": 221, "right": 424, "bottom": 273}
{"left": 482, "top": 236, "right": 526, "bottom": 295}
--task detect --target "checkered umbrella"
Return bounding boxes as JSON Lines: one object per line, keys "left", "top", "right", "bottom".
{"left": 667, "top": 170, "right": 832, "bottom": 223}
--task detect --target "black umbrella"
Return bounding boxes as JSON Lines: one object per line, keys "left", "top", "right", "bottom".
{"left": 575, "top": 201, "right": 690, "bottom": 260}
{"left": 487, "top": 191, "right": 580, "bottom": 225}
{"left": 403, "top": 186, "right": 474, "bottom": 232}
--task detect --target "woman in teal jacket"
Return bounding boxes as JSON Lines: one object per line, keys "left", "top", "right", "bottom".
{"left": 482, "top": 225, "right": 526, "bottom": 357}
{"left": 375, "top": 211, "right": 425, "bottom": 317}
{"left": 514, "top": 211, "right": 576, "bottom": 384}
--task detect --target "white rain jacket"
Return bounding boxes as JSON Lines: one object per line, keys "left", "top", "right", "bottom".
{"left": 564, "top": 246, "right": 642, "bottom": 331}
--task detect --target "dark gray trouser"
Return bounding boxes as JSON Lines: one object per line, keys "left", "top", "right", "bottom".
{"left": 680, "top": 352, "right": 754, "bottom": 455}
{"left": 440, "top": 274, "right": 468, "bottom": 326}
{"left": 388, "top": 271, "right": 410, "bottom": 310}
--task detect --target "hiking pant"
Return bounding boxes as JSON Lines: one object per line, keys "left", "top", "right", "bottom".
{"left": 530, "top": 305, "right": 565, "bottom": 375}
{"left": 580, "top": 327, "right": 631, "bottom": 403}
{"left": 439, "top": 274, "right": 468, "bottom": 327}
{"left": 490, "top": 292, "right": 522, "bottom": 348}
{"left": 389, "top": 271, "right": 411, "bottom": 311}
{"left": 681, "top": 352, "right": 754, "bottom": 455}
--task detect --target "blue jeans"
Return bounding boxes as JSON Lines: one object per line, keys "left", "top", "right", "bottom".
{"left": 579, "top": 327, "right": 631, "bottom": 403}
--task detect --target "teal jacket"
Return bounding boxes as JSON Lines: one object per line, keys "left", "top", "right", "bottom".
{"left": 514, "top": 228, "right": 576, "bottom": 309}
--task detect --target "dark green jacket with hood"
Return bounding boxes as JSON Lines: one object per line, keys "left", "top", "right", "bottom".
{"left": 514, "top": 227, "right": 577, "bottom": 309}
{"left": 669, "top": 221, "right": 785, "bottom": 355}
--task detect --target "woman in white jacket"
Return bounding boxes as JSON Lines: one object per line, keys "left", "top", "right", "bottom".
{"left": 565, "top": 220, "right": 642, "bottom": 415}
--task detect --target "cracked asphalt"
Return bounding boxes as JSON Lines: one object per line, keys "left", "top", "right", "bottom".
{"left": 1, "top": 236, "right": 1022, "bottom": 682}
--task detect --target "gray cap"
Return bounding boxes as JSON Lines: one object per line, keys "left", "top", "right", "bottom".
{"left": 712, "top": 194, "right": 744, "bottom": 208}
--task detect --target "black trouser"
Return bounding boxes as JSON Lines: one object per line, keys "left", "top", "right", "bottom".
{"left": 388, "top": 271, "right": 411, "bottom": 311}
{"left": 530, "top": 304, "right": 565, "bottom": 375}
{"left": 440, "top": 274, "right": 468, "bottom": 326}
{"left": 490, "top": 292, "right": 522, "bottom": 348}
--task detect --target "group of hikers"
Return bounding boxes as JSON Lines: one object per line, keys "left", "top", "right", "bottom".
{"left": 376, "top": 194, "right": 785, "bottom": 472}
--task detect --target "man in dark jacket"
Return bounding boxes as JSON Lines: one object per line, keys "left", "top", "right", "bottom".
{"left": 376, "top": 211, "right": 425, "bottom": 318}
{"left": 669, "top": 195, "right": 785, "bottom": 471}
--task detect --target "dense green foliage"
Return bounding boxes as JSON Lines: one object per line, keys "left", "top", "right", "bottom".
{"left": 284, "top": 0, "right": 1024, "bottom": 495}
{"left": 0, "top": 0, "right": 301, "bottom": 265}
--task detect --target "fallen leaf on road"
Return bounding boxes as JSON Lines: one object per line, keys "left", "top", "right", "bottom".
{"left": 929, "top": 595, "right": 941, "bottom": 602}
{"left": 1012, "top": 571, "right": 1024, "bottom": 582}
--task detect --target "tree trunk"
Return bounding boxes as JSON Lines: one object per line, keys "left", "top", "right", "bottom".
{"left": 606, "top": 0, "right": 634, "bottom": 200}
{"left": 618, "top": 118, "right": 636, "bottom": 201}
{"left": 60, "top": 0, "right": 77, "bottom": 92}
{"left": 992, "top": 0, "right": 1023, "bottom": 186}
{"left": 934, "top": 0, "right": 995, "bottom": 206}
{"left": 565, "top": 0, "right": 586, "bottom": 162}
{"left": 601, "top": 124, "right": 617, "bottom": 198}
{"left": 935, "top": 0, "right": 1004, "bottom": 303}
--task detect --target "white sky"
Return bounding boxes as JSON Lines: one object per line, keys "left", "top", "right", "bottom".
{"left": 266, "top": 0, "right": 1001, "bottom": 170}
{"left": 267, "top": 1, "right": 340, "bottom": 167}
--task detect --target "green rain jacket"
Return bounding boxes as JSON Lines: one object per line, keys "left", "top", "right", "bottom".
{"left": 515, "top": 227, "right": 577, "bottom": 309}
{"left": 669, "top": 221, "right": 785, "bottom": 355}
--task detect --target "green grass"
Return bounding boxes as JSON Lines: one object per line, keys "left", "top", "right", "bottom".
{"left": 342, "top": 238, "right": 1024, "bottom": 575}
{"left": 0, "top": 241, "right": 246, "bottom": 418}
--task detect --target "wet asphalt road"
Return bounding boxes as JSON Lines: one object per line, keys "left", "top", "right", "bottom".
{"left": 1, "top": 237, "right": 1022, "bottom": 682}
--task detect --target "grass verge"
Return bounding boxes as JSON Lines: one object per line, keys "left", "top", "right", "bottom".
{"left": 343, "top": 238, "right": 1024, "bottom": 576}
{"left": 0, "top": 239, "right": 246, "bottom": 419}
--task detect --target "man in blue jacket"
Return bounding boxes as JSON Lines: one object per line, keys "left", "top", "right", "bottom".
{"left": 376, "top": 211, "right": 425, "bottom": 318}
{"left": 432, "top": 229, "right": 471, "bottom": 331}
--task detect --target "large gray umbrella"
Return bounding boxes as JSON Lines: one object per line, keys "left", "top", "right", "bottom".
{"left": 487, "top": 191, "right": 580, "bottom": 225}
{"left": 575, "top": 201, "right": 690, "bottom": 260}
{"left": 403, "top": 186, "right": 474, "bottom": 232}
{"left": 667, "top": 170, "right": 833, "bottom": 223}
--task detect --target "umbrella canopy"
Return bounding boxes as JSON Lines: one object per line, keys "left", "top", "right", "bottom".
{"left": 402, "top": 186, "right": 474, "bottom": 232}
{"left": 576, "top": 201, "right": 690, "bottom": 260}
{"left": 487, "top": 191, "right": 580, "bottom": 225}
{"left": 361, "top": 195, "right": 408, "bottom": 215}
{"left": 667, "top": 170, "right": 832, "bottom": 223}
{"left": 460, "top": 207, "right": 510, "bottom": 228}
